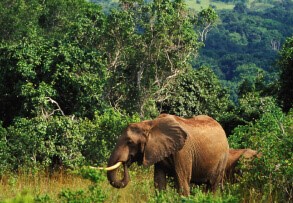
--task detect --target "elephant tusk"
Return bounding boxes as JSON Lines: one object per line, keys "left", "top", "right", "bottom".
{"left": 90, "top": 161, "right": 123, "bottom": 171}
{"left": 103, "top": 162, "right": 123, "bottom": 171}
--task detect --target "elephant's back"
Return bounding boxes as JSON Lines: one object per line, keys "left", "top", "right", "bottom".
{"left": 176, "top": 115, "right": 222, "bottom": 128}
{"left": 176, "top": 115, "right": 226, "bottom": 139}
{"left": 173, "top": 114, "right": 229, "bottom": 157}
{"left": 189, "top": 115, "right": 228, "bottom": 152}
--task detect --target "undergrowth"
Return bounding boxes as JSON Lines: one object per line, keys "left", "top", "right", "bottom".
{"left": 1, "top": 165, "right": 291, "bottom": 203}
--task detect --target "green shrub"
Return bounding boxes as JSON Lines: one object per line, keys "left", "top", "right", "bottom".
{"left": 34, "top": 194, "right": 52, "bottom": 203}
{"left": 229, "top": 103, "right": 293, "bottom": 201}
{"left": 82, "top": 108, "right": 140, "bottom": 164}
{"left": 1, "top": 107, "right": 139, "bottom": 173}
{"left": 59, "top": 168, "right": 106, "bottom": 203}
{"left": 6, "top": 116, "right": 85, "bottom": 171}
{"left": 148, "top": 189, "right": 181, "bottom": 203}
{"left": 148, "top": 187, "right": 239, "bottom": 203}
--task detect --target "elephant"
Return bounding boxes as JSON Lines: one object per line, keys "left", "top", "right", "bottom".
{"left": 104, "top": 114, "right": 229, "bottom": 196}
{"left": 225, "top": 148, "right": 262, "bottom": 182}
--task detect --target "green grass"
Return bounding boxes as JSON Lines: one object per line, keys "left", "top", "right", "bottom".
{"left": 0, "top": 166, "right": 284, "bottom": 203}
{"left": 185, "top": 0, "right": 277, "bottom": 12}
{"left": 0, "top": 171, "right": 91, "bottom": 202}
{"left": 185, "top": 0, "right": 235, "bottom": 11}
{"left": 0, "top": 166, "right": 155, "bottom": 203}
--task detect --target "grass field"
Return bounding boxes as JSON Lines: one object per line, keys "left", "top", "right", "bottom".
{"left": 0, "top": 171, "right": 91, "bottom": 202}
{"left": 0, "top": 165, "right": 279, "bottom": 203}
{"left": 185, "top": 0, "right": 235, "bottom": 11}
{"left": 0, "top": 167, "right": 155, "bottom": 203}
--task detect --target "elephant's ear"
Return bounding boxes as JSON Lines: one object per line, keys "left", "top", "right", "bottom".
{"left": 143, "top": 115, "right": 188, "bottom": 166}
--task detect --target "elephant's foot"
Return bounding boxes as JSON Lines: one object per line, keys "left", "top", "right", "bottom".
{"left": 154, "top": 165, "right": 167, "bottom": 191}
{"left": 175, "top": 179, "right": 190, "bottom": 196}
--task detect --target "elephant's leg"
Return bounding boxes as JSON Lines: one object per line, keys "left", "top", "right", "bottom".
{"left": 207, "top": 159, "right": 226, "bottom": 193}
{"left": 205, "top": 177, "right": 220, "bottom": 193}
{"left": 178, "top": 180, "right": 190, "bottom": 196}
{"left": 174, "top": 166, "right": 191, "bottom": 196}
{"left": 173, "top": 154, "right": 192, "bottom": 196}
{"left": 154, "top": 163, "right": 167, "bottom": 191}
{"left": 175, "top": 174, "right": 190, "bottom": 196}
{"left": 213, "top": 170, "right": 226, "bottom": 192}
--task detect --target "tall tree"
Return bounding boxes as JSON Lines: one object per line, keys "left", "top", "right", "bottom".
{"left": 103, "top": 0, "right": 200, "bottom": 116}
{"left": 0, "top": 36, "right": 107, "bottom": 125}
{"left": 195, "top": 7, "right": 218, "bottom": 42}
{"left": 277, "top": 36, "right": 293, "bottom": 112}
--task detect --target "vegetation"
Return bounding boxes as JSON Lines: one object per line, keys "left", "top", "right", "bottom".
{"left": 0, "top": 0, "right": 292, "bottom": 202}
{"left": 277, "top": 36, "right": 293, "bottom": 112}
{"left": 195, "top": 1, "right": 293, "bottom": 81}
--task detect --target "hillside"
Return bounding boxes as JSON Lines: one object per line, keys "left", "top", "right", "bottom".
{"left": 194, "top": 1, "right": 293, "bottom": 81}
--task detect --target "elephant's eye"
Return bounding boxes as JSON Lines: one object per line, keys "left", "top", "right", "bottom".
{"left": 127, "top": 140, "right": 134, "bottom": 145}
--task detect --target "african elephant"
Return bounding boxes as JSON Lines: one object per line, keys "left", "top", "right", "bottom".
{"left": 225, "top": 148, "right": 261, "bottom": 182}
{"left": 104, "top": 114, "right": 229, "bottom": 196}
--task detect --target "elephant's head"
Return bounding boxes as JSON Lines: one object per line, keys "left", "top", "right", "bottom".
{"left": 106, "top": 115, "right": 188, "bottom": 188}
{"left": 225, "top": 148, "right": 262, "bottom": 181}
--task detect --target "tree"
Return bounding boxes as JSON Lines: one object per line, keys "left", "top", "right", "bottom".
{"left": 0, "top": 0, "right": 90, "bottom": 42}
{"left": 232, "top": 63, "right": 268, "bottom": 97}
{"left": 0, "top": 36, "right": 107, "bottom": 125}
{"left": 0, "top": 0, "right": 40, "bottom": 42}
{"left": 195, "top": 6, "right": 218, "bottom": 42}
{"left": 277, "top": 36, "right": 293, "bottom": 112}
{"left": 157, "top": 66, "right": 232, "bottom": 121}
{"left": 233, "top": 2, "right": 248, "bottom": 14}
{"left": 38, "top": 0, "right": 91, "bottom": 40}
{"left": 103, "top": 0, "right": 200, "bottom": 116}
{"left": 193, "top": 3, "right": 293, "bottom": 82}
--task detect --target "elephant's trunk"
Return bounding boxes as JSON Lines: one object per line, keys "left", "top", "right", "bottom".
{"left": 107, "top": 163, "right": 130, "bottom": 188}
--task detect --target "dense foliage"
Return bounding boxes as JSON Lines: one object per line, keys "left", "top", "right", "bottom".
{"left": 0, "top": 37, "right": 107, "bottom": 124}
{"left": 229, "top": 102, "right": 293, "bottom": 200}
{"left": 0, "top": 0, "right": 200, "bottom": 171}
{"left": 0, "top": 109, "right": 139, "bottom": 174}
{"left": 277, "top": 36, "right": 293, "bottom": 112}
{"left": 195, "top": 0, "right": 293, "bottom": 80}
{"left": 158, "top": 66, "right": 232, "bottom": 120}
{"left": 0, "top": 0, "right": 292, "bottom": 202}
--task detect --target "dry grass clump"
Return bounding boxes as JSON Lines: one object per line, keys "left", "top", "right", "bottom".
{"left": 0, "top": 170, "right": 91, "bottom": 202}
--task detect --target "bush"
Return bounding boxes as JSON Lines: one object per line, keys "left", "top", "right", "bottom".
{"left": 148, "top": 187, "right": 239, "bottom": 203}
{"left": 82, "top": 108, "right": 140, "bottom": 165}
{"left": 0, "top": 107, "right": 139, "bottom": 173}
{"left": 6, "top": 116, "right": 85, "bottom": 171}
{"left": 229, "top": 103, "right": 293, "bottom": 201}
{"left": 59, "top": 168, "right": 107, "bottom": 203}
{"left": 0, "top": 36, "right": 108, "bottom": 126}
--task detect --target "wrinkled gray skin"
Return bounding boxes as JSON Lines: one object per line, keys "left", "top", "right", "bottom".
{"left": 107, "top": 114, "right": 229, "bottom": 196}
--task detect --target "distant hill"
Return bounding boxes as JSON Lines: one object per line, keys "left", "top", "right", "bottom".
{"left": 193, "top": 1, "right": 293, "bottom": 80}
{"left": 91, "top": 0, "right": 293, "bottom": 81}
